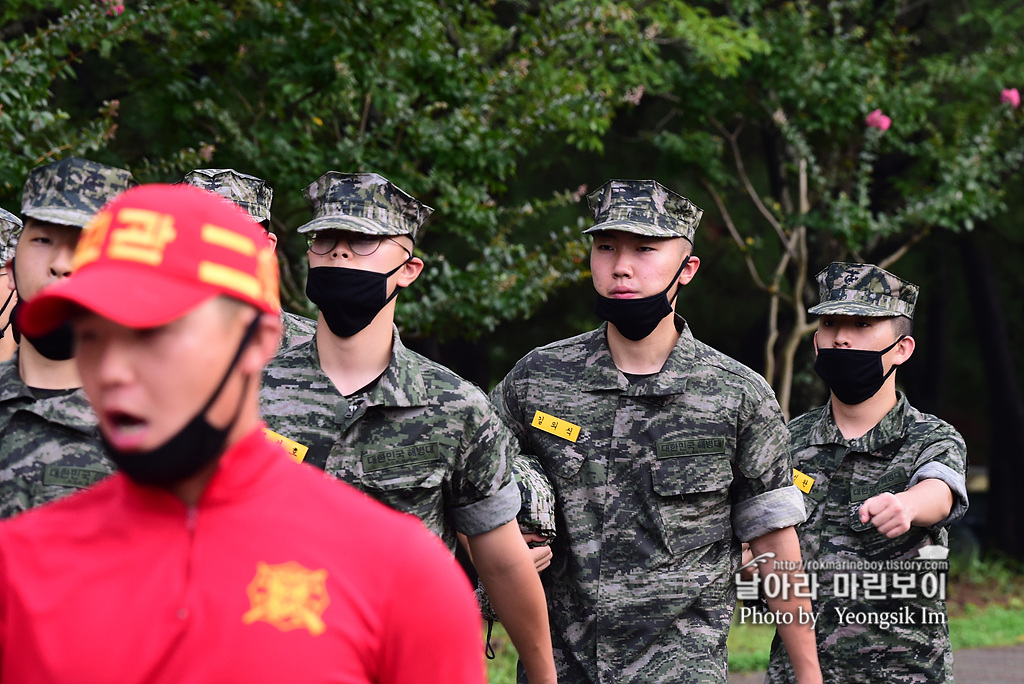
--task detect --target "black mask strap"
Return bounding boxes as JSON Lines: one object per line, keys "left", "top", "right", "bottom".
{"left": 381, "top": 253, "right": 414, "bottom": 305}
{"left": 878, "top": 334, "right": 906, "bottom": 379}
{"left": 198, "top": 314, "right": 263, "bottom": 416}
{"left": 663, "top": 254, "right": 691, "bottom": 302}
{"left": 0, "top": 290, "right": 14, "bottom": 339}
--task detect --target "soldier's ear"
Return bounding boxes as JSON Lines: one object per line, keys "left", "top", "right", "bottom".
{"left": 679, "top": 254, "right": 699, "bottom": 286}
{"left": 893, "top": 335, "right": 915, "bottom": 365}
{"left": 395, "top": 257, "right": 424, "bottom": 287}
{"left": 239, "top": 313, "right": 283, "bottom": 373}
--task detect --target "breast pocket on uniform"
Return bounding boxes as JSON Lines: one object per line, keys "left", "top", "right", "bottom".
{"left": 848, "top": 503, "right": 920, "bottom": 560}
{"left": 649, "top": 441, "right": 733, "bottom": 556}
{"left": 358, "top": 443, "right": 447, "bottom": 518}
{"left": 847, "top": 469, "right": 914, "bottom": 559}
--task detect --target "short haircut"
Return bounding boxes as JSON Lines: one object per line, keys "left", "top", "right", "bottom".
{"left": 890, "top": 315, "right": 914, "bottom": 338}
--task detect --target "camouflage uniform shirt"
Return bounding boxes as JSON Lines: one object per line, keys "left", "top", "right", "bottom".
{"left": 490, "top": 320, "right": 805, "bottom": 684}
{"left": 280, "top": 311, "right": 316, "bottom": 351}
{"left": 0, "top": 354, "right": 111, "bottom": 518}
{"left": 259, "top": 329, "right": 520, "bottom": 551}
{"left": 765, "top": 393, "right": 968, "bottom": 683}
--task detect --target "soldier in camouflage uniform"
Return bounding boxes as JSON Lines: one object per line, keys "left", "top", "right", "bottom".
{"left": 490, "top": 179, "right": 822, "bottom": 683}
{"left": 259, "top": 171, "right": 556, "bottom": 684}
{"left": 0, "top": 208, "right": 22, "bottom": 362}
{"left": 179, "top": 168, "right": 315, "bottom": 350}
{"left": 764, "top": 263, "right": 968, "bottom": 683}
{"left": 0, "top": 158, "right": 136, "bottom": 518}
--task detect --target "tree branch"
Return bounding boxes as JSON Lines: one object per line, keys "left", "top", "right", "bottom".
{"left": 699, "top": 177, "right": 770, "bottom": 292}
{"left": 878, "top": 228, "right": 929, "bottom": 270}
{"left": 358, "top": 92, "right": 373, "bottom": 137}
{"left": 775, "top": 160, "right": 812, "bottom": 418}
{"left": 711, "top": 116, "right": 795, "bottom": 258}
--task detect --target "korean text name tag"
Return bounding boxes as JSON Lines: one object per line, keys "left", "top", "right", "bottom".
{"left": 531, "top": 410, "right": 581, "bottom": 443}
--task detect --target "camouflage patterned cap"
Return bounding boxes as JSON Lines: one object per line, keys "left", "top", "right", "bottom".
{"left": 0, "top": 207, "right": 22, "bottom": 265}
{"left": 179, "top": 168, "right": 273, "bottom": 225}
{"left": 808, "top": 262, "right": 918, "bottom": 319}
{"left": 297, "top": 171, "right": 432, "bottom": 239}
{"left": 584, "top": 179, "right": 703, "bottom": 242}
{"left": 21, "top": 157, "right": 137, "bottom": 229}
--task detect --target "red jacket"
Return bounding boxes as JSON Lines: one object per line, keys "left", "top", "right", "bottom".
{"left": 0, "top": 427, "right": 484, "bottom": 684}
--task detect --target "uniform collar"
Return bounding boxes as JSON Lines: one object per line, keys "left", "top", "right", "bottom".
{"left": 367, "top": 327, "right": 431, "bottom": 407}
{"left": 303, "top": 325, "right": 430, "bottom": 408}
{"left": 0, "top": 354, "right": 31, "bottom": 403}
{"left": 0, "top": 351, "right": 97, "bottom": 434}
{"left": 808, "top": 391, "right": 910, "bottom": 452}
{"left": 580, "top": 316, "right": 695, "bottom": 397}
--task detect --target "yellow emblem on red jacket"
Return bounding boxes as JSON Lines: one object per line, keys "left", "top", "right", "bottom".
{"left": 242, "top": 561, "right": 330, "bottom": 636}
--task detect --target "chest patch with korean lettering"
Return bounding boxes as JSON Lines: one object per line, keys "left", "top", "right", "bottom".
{"left": 362, "top": 443, "right": 440, "bottom": 473}
{"left": 656, "top": 437, "right": 726, "bottom": 458}
{"left": 850, "top": 469, "right": 909, "bottom": 503}
{"left": 531, "top": 410, "right": 581, "bottom": 442}
{"left": 793, "top": 468, "right": 815, "bottom": 494}
{"left": 264, "top": 428, "right": 309, "bottom": 463}
{"left": 41, "top": 466, "right": 107, "bottom": 489}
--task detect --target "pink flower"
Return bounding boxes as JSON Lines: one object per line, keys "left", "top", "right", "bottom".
{"left": 865, "top": 109, "right": 892, "bottom": 132}
{"left": 623, "top": 85, "right": 645, "bottom": 106}
{"left": 102, "top": 0, "right": 124, "bottom": 16}
{"left": 1001, "top": 88, "right": 1021, "bottom": 109}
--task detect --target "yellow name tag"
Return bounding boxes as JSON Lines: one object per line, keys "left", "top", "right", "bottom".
{"left": 531, "top": 410, "right": 581, "bottom": 443}
{"left": 793, "top": 468, "right": 815, "bottom": 494}
{"left": 264, "top": 428, "right": 309, "bottom": 464}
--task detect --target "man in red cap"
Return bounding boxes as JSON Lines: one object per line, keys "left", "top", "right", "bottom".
{"left": 1, "top": 184, "right": 484, "bottom": 684}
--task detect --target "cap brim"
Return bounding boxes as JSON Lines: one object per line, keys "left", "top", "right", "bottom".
{"left": 296, "top": 215, "right": 402, "bottom": 236}
{"left": 18, "top": 261, "right": 218, "bottom": 337}
{"left": 808, "top": 301, "right": 903, "bottom": 317}
{"left": 583, "top": 219, "right": 691, "bottom": 241}
{"left": 21, "top": 208, "right": 93, "bottom": 229}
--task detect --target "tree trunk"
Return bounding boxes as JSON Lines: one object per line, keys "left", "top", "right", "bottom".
{"left": 960, "top": 230, "right": 1024, "bottom": 559}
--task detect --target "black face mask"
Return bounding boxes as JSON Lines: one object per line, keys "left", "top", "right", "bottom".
{"left": 8, "top": 258, "right": 76, "bottom": 360}
{"left": 0, "top": 289, "right": 14, "bottom": 340}
{"left": 305, "top": 259, "right": 410, "bottom": 338}
{"left": 594, "top": 255, "right": 690, "bottom": 341}
{"left": 814, "top": 335, "right": 905, "bottom": 405}
{"left": 11, "top": 300, "right": 76, "bottom": 360}
{"left": 104, "top": 317, "right": 261, "bottom": 488}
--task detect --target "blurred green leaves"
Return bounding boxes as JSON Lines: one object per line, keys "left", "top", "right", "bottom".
{"left": 1, "top": 0, "right": 762, "bottom": 339}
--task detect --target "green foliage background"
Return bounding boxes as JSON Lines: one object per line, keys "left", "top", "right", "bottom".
{"left": 4, "top": 0, "right": 1024, "bottom": 552}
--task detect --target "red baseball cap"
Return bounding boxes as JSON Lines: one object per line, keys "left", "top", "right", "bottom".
{"left": 18, "top": 183, "right": 281, "bottom": 336}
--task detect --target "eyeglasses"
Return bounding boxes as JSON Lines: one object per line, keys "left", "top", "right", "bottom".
{"left": 306, "top": 230, "right": 411, "bottom": 257}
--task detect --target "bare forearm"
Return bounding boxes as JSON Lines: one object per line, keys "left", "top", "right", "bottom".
{"left": 899, "top": 479, "right": 953, "bottom": 528}
{"left": 479, "top": 562, "right": 555, "bottom": 683}
{"left": 469, "top": 522, "right": 557, "bottom": 684}
{"left": 749, "top": 527, "right": 822, "bottom": 684}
